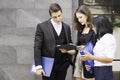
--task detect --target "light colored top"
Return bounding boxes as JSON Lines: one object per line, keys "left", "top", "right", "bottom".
{"left": 93, "top": 33, "right": 116, "bottom": 66}
{"left": 51, "top": 19, "right": 62, "bottom": 36}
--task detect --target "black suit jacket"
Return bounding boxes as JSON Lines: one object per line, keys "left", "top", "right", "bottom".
{"left": 34, "top": 19, "right": 72, "bottom": 66}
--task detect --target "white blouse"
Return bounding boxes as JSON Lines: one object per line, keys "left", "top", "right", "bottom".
{"left": 93, "top": 33, "right": 116, "bottom": 66}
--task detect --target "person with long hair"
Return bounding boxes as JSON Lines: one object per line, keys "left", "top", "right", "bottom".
{"left": 82, "top": 15, "right": 116, "bottom": 80}
{"left": 73, "top": 5, "right": 97, "bottom": 80}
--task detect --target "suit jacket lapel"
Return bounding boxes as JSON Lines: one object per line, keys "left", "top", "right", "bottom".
{"left": 45, "top": 20, "right": 56, "bottom": 57}
{"left": 47, "top": 20, "right": 55, "bottom": 42}
{"left": 62, "top": 22, "right": 69, "bottom": 43}
{"left": 46, "top": 20, "right": 69, "bottom": 44}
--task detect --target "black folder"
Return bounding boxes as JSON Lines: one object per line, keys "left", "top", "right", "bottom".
{"left": 58, "top": 44, "right": 77, "bottom": 50}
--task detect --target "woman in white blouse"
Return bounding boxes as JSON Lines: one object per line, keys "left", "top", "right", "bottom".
{"left": 82, "top": 15, "right": 116, "bottom": 80}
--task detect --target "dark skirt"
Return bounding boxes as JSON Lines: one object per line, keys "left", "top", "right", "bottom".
{"left": 94, "top": 66, "right": 114, "bottom": 80}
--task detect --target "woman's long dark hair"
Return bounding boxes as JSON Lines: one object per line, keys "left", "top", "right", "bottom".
{"left": 92, "top": 15, "right": 113, "bottom": 38}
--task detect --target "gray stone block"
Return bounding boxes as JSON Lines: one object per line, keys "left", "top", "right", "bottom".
{"left": 0, "top": 68, "right": 10, "bottom": 80}
{"left": 35, "top": 0, "right": 72, "bottom": 9}
{"left": 16, "top": 9, "right": 41, "bottom": 28}
{"left": 0, "top": 35, "right": 34, "bottom": 46}
{"left": 35, "top": 0, "right": 56, "bottom": 9}
{"left": 0, "top": 0, "right": 16, "bottom": 8}
{"left": 0, "top": 46, "right": 17, "bottom": 64}
{"left": 23, "top": 9, "right": 50, "bottom": 22}
{"left": 0, "top": 35, "right": 16, "bottom": 46}
{"left": 113, "top": 28, "right": 120, "bottom": 59}
{"left": 0, "top": 26, "right": 15, "bottom": 35}
{"left": 63, "top": 9, "right": 72, "bottom": 20}
{"left": 57, "top": 0, "right": 72, "bottom": 8}
{"left": 15, "top": 35, "right": 34, "bottom": 46}
{"left": 15, "top": 27, "right": 36, "bottom": 36}
{"left": 0, "top": 0, "right": 34, "bottom": 8}
{"left": 72, "top": 0, "right": 79, "bottom": 9}
{"left": 15, "top": 0, "right": 34, "bottom": 8}
{"left": 0, "top": 9, "right": 16, "bottom": 28}
{"left": 16, "top": 45, "right": 34, "bottom": 64}
{"left": 0, "top": 64, "right": 36, "bottom": 80}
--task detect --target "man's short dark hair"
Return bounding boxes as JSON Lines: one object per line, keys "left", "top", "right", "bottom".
{"left": 49, "top": 3, "right": 62, "bottom": 16}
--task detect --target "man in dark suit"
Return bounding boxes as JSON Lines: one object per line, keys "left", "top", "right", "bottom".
{"left": 34, "top": 3, "right": 74, "bottom": 80}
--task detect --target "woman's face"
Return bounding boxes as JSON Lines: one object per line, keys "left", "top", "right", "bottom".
{"left": 76, "top": 12, "right": 87, "bottom": 25}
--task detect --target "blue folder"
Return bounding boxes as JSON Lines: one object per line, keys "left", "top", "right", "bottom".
{"left": 31, "top": 57, "right": 54, "bottom": 77}
{"left": 80, "top": 41, "right": 94, "bottom": 73}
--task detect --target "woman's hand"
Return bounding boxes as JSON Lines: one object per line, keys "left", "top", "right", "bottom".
{"left": 85, "top": 65, "right": 91, "bottom": 71}
{"left": 77, "top": 45, "right": 84, "bottom": 50}
{"left": 81, "top": 51, "right": 94, "bottom": 61}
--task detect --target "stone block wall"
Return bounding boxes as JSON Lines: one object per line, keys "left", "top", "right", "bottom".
{"left": 0, "top": 0, "right": 73, "bottom": 80}
{"left": 0, "top": 0, "right": 120, "bottom": 80}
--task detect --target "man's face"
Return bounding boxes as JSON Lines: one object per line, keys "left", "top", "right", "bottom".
{"left": 51, "top": 10, "right": 62, "bottom": 24}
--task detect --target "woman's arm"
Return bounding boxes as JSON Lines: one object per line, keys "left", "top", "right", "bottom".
{"left": 81, "top": 51, "right": 113, "bottom": 63}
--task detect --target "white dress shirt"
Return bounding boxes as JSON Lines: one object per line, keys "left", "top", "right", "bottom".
{"left": 93, "top": 33, "right": 116, "bottom": 66}
{"left": 51, "top": 19, "right": 62, "bottom": 36}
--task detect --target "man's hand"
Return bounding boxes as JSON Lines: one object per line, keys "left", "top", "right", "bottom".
{"left": 36, "top": 69, "right": 45, "bottom": 77}
{"left": 59, "top": 48, "right": 67, "bottom": 53}
{"left": 59, "top": 48, "right": 76, "bottom": 55}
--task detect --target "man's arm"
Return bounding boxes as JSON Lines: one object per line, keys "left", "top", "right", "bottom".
{"left": 34, "top": 24, "right": 45, "bottom": 76}
{"left": 34, "top": 24, "right": 43, "bottom": 67}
